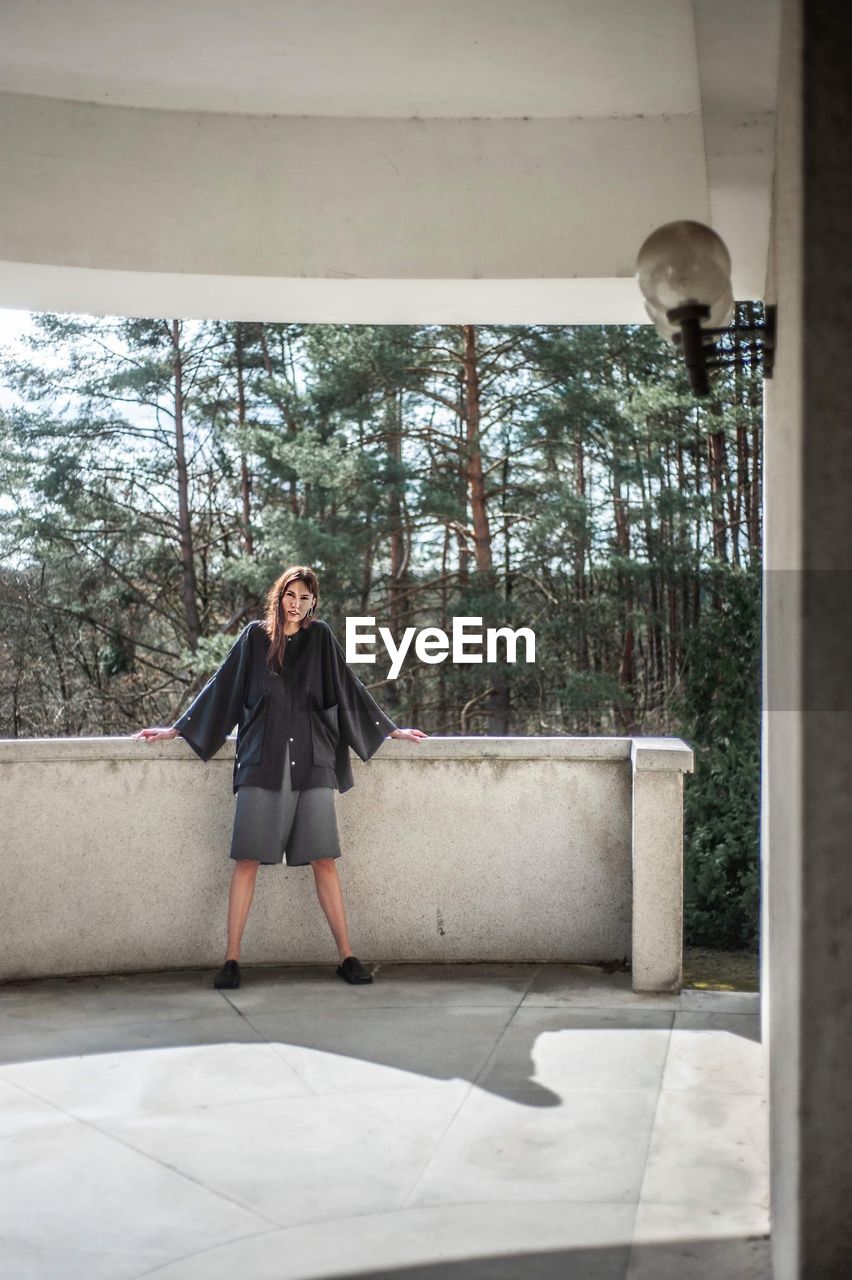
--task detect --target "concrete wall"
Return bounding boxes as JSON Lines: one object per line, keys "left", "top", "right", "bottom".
{"left": 0, "top": 736, "right": 691, "bottom": 990}
{"left": 763, "top": 2, "right": 852, "bottom": 1274}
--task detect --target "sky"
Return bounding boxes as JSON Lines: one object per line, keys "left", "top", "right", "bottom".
{"left": 0, "top": 311, "right": 34, "bottom": 345}
{"left": 0, "top": 306, "right": 35, "bottom": 346}
{"left": 0, "top": 308, "right": 38, "bottom": 410}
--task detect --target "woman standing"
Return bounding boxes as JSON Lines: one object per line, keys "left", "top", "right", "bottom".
{"left": 135, "top": 566, "right": 427, "bottom": 989}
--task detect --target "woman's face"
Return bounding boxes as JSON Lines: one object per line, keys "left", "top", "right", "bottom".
{"left": 282, "top": 581, "right": 316, "bottom": 625}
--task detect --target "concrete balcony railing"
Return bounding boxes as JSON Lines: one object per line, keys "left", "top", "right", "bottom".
{"left": 0, "top": 735, "right": 693, "bottom": 990}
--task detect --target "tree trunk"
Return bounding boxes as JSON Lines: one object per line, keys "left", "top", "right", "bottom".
{"left": 707, "top": 410, "right": 729, "bottom": 565}
{"left": 613, "top": 478, "right": 637, "bottom": 733}
{"left": 461, "top": 324, "right": 506, "bottom": 733}
{"left": 461, "top": 325, "right": 493, "bottom": 576}
{"left": 170, "top": 320, "right": 201, "bottom": 649}
{"left": 234, "top": 325, "right": 254, "bottom": 558}
{"left": 575, "top": 432, "right": 589, "bottom": 669}
{"left": 386, "top": 390, "right": 406, "bottom": 719}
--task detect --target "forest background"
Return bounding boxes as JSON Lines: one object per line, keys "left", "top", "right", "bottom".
{"left": 0, "top": 310, "right": 764, "bottom": 950}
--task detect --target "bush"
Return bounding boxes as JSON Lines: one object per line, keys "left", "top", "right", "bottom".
{"left": 674, "top": 567, "right": 762, "bottom": 949}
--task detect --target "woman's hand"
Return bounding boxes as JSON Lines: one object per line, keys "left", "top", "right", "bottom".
{"left": 133, "top": 726, "right": 179, "bottom": 742}
{"left": 389, "top": 727, "right": 428, "bottom": 742}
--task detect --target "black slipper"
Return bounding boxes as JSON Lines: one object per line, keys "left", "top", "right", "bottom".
{"left": 336, "top": 955, "right": 373, "bottom": 984}
{"left": 214, "top": 959, "right": 241, "bottom": 989}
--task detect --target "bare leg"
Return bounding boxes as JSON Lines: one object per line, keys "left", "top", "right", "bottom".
{"left": 310, "top": 858, "right": 353, "bottom": 961}
{"left": 225, "top": 860, "right": 261, "bottom": 961}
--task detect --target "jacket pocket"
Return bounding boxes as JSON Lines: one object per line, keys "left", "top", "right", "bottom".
{"left": 236, "top": 692, "right": 267, "bottom": 767}
{"left": 310, "top": 699, "right": 340, "bottom": 767}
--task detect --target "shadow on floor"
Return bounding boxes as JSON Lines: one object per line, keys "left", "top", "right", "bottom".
{"left": 0, "top": 963, "right": 761, "bottom": 1109}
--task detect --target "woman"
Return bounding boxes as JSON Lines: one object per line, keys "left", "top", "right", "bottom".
{"left": 135, "top": 566, "right": 427, "bottom": 990}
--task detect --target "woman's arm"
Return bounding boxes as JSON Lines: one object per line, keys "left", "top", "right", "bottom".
{"left": 319, "top": 622, "right": 429, "bottom": 751}
{"left": 134, "top": 725, "right": 179, "bottom": 741}
{"left": 135, "top": 625, "right": 253, "bottom": 759}
{"left": 320, "top": 622, "right": 404, "bottom": 761}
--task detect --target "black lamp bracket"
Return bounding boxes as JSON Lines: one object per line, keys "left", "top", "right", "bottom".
{"left": 666, "top": 302, "right": 776, "bottom": 396}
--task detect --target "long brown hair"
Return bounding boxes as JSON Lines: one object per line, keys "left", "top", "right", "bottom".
{"left": 263, "top": 565, "right": 320, "bottom": 672}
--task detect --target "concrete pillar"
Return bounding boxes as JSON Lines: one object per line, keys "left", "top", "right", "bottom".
{"left": 763, "top": 2, "right": 852, "bottom": 1275}
{"left": 630, "top": 739, "right": 693, "bottom": 993}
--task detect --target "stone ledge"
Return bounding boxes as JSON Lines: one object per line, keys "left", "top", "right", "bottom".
{"left": 0, "top": 734, "right": 692, "bottom": 766}
{"left": 631, "top": 738, "right": 695, "bottom": 774}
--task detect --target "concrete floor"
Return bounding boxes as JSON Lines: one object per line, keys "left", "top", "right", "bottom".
{"left": 0, "top": 963, "right": 769, "bottom": 1280}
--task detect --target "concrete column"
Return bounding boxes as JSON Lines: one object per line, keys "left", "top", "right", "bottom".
{"left": 630, "top": 739, "right": 694, "bottom": 993}
{"left": 764, "top": 2, "right": 852, "bottom": 1275}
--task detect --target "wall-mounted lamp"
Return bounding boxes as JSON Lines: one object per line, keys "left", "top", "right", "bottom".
{"left": 636, "top": 220, "right": 776, "bottom": 396}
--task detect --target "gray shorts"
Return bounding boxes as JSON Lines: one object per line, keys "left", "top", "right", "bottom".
{"left": 228, "top": 741, "right": 342, "bottom": 867}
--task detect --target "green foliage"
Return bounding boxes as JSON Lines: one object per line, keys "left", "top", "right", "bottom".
{"left": 674, "top": 567, "right": 762, "bottom": 948}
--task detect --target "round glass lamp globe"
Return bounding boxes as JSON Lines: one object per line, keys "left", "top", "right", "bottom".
{"left": 644, "top": 299, "right": 680, "bottom": 342}
{"left": 636, "top": 220, "right": 732, "bottom": 312}
{"left": 707, "top": 286, "right": 735, "bottom": 328}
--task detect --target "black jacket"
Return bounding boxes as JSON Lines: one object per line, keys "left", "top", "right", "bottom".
{"left": 171, "top": 618, "right": 398, "bottom": 794}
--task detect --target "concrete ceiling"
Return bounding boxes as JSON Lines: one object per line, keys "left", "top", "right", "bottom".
{"left": 0, "top": 0, "right": 781, "bottom": 323}
{"left": 0, "top": 0, "right": 703, "bottom": 119}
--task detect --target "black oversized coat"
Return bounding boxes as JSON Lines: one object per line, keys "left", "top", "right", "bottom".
{"left": 171, "top": 618, "right": 398, "bottom": 794}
